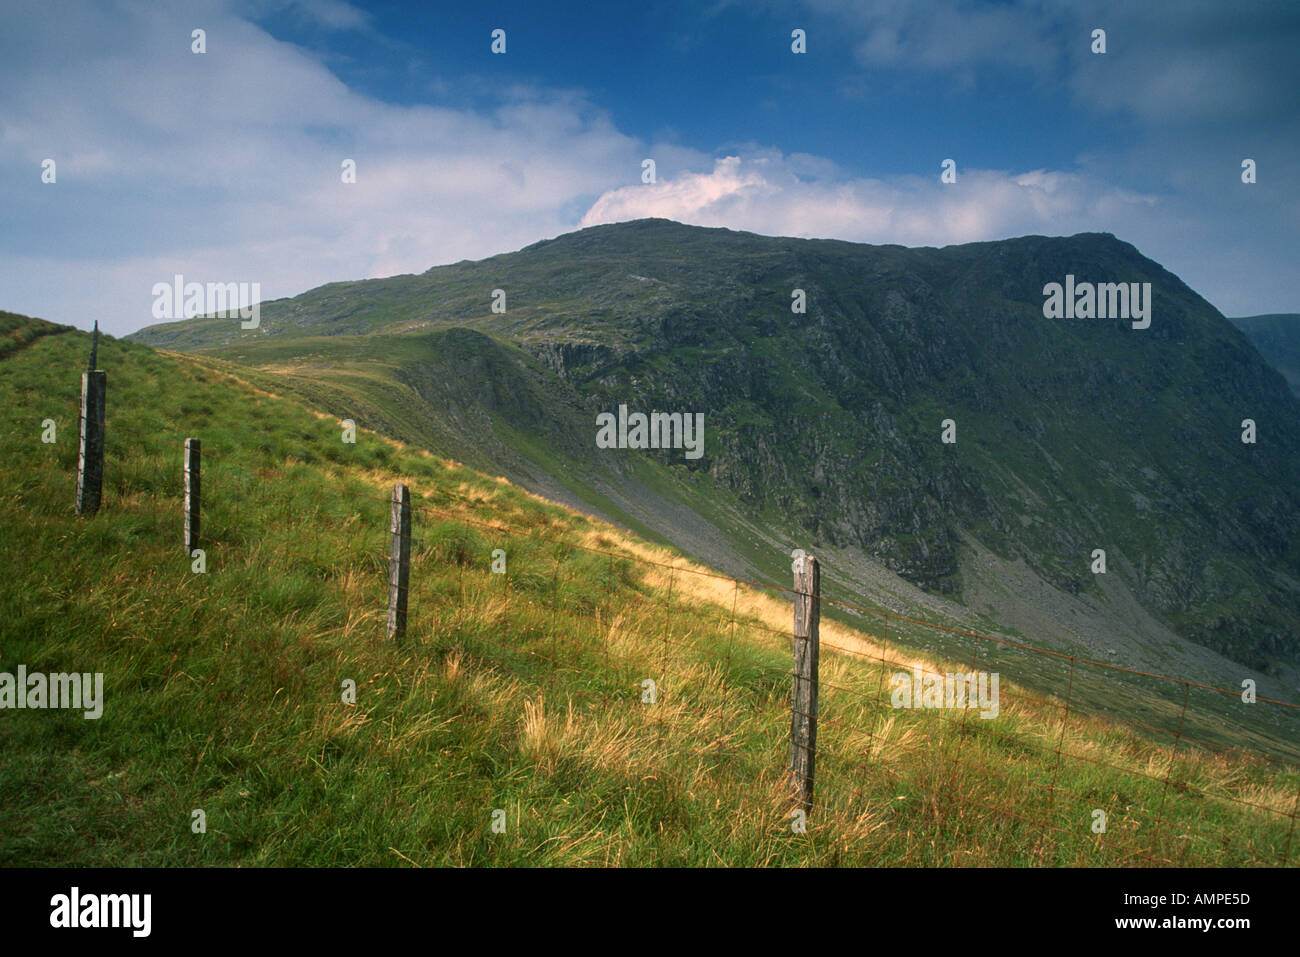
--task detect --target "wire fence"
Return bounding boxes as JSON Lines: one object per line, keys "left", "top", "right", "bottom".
{"left": 71, "top": 411, "right": 1300, "bottom": 867}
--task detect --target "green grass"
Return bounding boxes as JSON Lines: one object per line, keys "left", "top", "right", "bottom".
{"left": 0, "top": 309, "right": 75, "bottom": 359}
{"left": 2, "top": 315, "right": 1296, "bottom": 867}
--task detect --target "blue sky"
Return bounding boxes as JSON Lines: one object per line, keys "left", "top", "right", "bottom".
{"left": 298, "top": 1, "right": 1116, "bottom": 175}
{"left": 2, "top": 0, "right": 1297, "bottom": 336}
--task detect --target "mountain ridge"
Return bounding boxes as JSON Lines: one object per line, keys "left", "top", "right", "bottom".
{"left": 129, "top": 220, "right": 1300, "bottom": 688}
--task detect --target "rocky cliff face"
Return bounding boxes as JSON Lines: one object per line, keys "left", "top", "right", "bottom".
{"left": 131, "top": 220, "right": 1300, "bottom": 672}
{"left": 503, "top": 224, "right": 1300, "bottom": 666}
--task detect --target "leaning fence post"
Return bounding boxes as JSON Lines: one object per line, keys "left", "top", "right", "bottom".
{"left": 790, "top": 552, "right": 820, "bottom": 810}
{"left": 387, "top": 483, "right": 411, "bottom": 640}
{"left": 75, "top": 322, "right": 106, "bottom": 517}
{"left": 184, "top": 438, "right": 201, "bottom": 553}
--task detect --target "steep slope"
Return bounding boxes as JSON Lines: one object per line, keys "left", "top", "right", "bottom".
{"left": 1231, "top": 314, "right": 1300, "bottom": 397}
{"left": 4, "top": 312, "right": 1298, "bottom": 867}
{"left": 130, "top": 221, "right": 1300, "bottom": 686}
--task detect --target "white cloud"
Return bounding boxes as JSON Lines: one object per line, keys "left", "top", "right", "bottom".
{"left": 0, "top": 1, "right": 643, "bottom": 336}
{"left": 278, "top": 0, "right": 373, "bottom": 31}
{"left": 581, "top": 153, "right": 1159, "bottom": 248}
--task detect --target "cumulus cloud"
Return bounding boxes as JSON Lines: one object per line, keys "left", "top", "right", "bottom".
{"left": 581, "top": 153, "right": 1159, "bottom": 248}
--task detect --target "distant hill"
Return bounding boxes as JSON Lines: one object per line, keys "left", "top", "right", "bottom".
{"left": 130, "top": 220, "right": 1300, "bottom": 685}
{"left": 1230, "top": 314, "right": 1300, "bottom": 397}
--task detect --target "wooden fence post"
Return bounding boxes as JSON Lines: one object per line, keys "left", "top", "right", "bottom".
{"left": 75, "top": 324, "right": 106, "bottom": 517}
{"left": 387, "top": 483, "right": 411, "bottom": 640}
{"left": 184, "top": 438, "right": 200, "bottom": 553}
{"left": 790, "top": 552, "right": 820, "bottom": 810}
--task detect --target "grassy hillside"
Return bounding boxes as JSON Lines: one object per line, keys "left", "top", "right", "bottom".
{"left": 4, "top": 313, "right": 1297, "bottom": 867}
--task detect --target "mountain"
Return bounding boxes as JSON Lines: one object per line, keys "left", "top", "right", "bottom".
{"left": 130, "top": 220, "right": 1300, "bottom": 691}
{"left": 1231, "top": 314, "right": 1300, "bottom": 397}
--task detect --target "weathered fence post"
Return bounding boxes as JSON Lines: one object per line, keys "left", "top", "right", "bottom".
{"left": 184, "top": 438, "right": 200, "bottom": 553}
{"left": 387, "top": 483, "right": 411, "bottom": 640}
{"left": 75, "top": 322, "right": 106, "bottom": 516}
{"left": 790, "top": 552, "right": 820, "bottom": 810}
